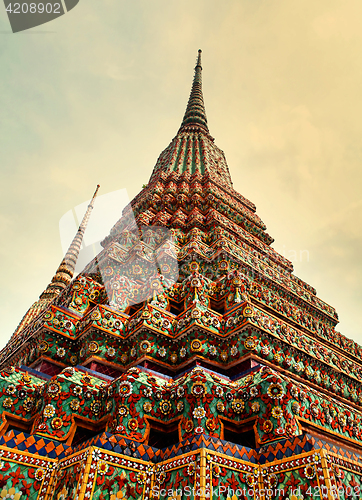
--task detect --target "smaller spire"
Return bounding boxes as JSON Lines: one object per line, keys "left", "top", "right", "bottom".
{"left": 11, "top": 185, "right": 100, "bottom": 338}
{"left": 39, "top": 184, "right": 100, "bottom": 300}
{"left": 179, "top": 49, "right": 209, "bottom": 133}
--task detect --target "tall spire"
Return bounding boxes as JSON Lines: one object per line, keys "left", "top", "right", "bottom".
{"left": 148, "top": 50, "right": 234, "bottom": 186}
{"left": 179, "top": 49, "right": 209, "bottom": 133}
{"left": 39, "top": 184, "right": 100, "bottom": 300}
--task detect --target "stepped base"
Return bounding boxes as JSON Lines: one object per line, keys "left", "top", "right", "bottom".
{"left": 0, "top": 429, "right": 361, "bottom": 498}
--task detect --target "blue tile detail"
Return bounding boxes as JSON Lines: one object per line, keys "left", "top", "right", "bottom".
{"left": 16, "top": 442, "right": 27, "bottom": 451}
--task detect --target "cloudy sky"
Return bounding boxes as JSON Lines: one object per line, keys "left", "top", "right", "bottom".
{"left": 0, "top": 0, "right": 361, "bottom": 348}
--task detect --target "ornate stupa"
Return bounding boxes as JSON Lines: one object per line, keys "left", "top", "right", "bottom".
{"left": 0, "top": 51, "right": 361, "bottom": 499}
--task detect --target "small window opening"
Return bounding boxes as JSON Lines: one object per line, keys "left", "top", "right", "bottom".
{"left": 32, "top": 360, "right": 63, "bottom": 377}
{"left": 148, "top": 421, "right": 179, "bottom": 449}
{"left": 168, "top": 299, "right": 185, "bottom": 316}
{"left": 127, "top": 302, "right": 145, "bottom": 317}
{"left": 223, "top": 427, "right": 256, "bottom": 448}
{"left": 87, "top": 361, "right": 121, "bottom": 379}
{"left": 72, "top": 424, "right": 106, "bottom": 447}
{"left": 209, "top": 299, "right": 226, "bottom": 315}
{"left": 5, "top": 420, "right": 32, "bottom": 436}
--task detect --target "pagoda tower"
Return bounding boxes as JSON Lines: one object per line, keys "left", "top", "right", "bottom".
{"left": 0, "top": 51, "right": 361, "bottom": 500}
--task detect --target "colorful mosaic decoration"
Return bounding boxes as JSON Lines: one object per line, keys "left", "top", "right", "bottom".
{"left": 0, "top": 50, "right": 361, "bottom": 498}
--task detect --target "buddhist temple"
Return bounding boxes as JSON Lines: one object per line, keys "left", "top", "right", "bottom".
{"left": 0, "top": 50, "right": 361, "bottom": 499}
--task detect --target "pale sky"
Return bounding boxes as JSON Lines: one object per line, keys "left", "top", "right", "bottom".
{"left": 0, "top": 0, "right": 361, "bottom": 348}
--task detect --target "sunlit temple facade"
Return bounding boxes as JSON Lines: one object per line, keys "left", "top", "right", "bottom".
{"left": 0, "top": 51, "right": 361, "bottom": 499}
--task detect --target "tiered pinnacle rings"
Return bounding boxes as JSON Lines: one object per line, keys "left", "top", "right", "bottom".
{"left": 0, "top": 51, "right": 360, "bottom": 499}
